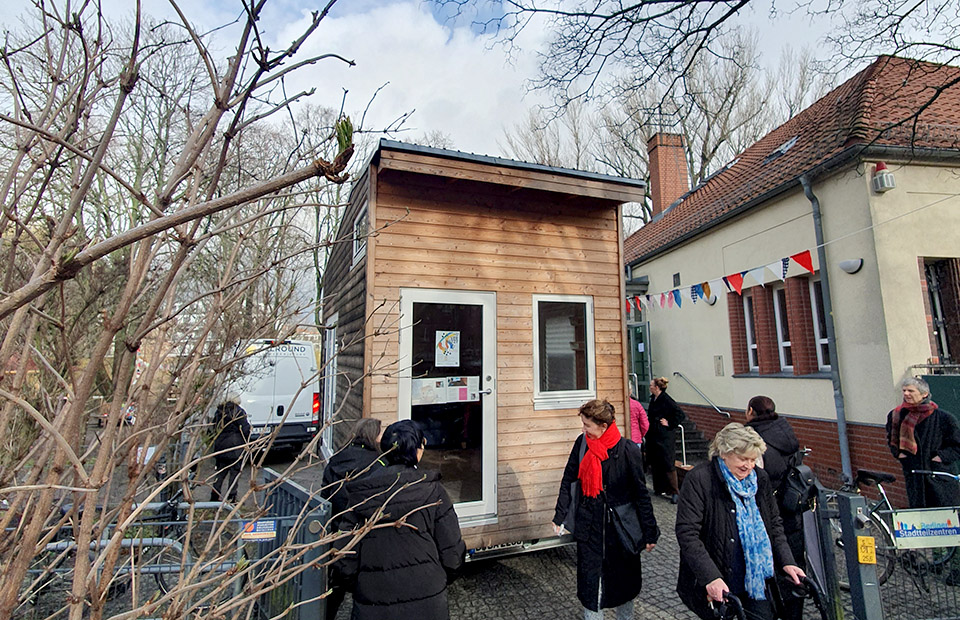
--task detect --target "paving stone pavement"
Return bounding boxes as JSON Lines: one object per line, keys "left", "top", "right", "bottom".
{"left": 333, "top": 493, "right": 700, "bottom": 619}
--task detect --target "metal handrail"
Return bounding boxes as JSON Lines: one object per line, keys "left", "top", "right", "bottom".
{"left": 678, "top": 424, "right": 688, "bottom": 467}
{"left": 672, "top": 371, "right": 731, "bottom": 417}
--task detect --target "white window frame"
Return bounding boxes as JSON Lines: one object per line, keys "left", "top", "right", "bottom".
{"left": 351, "top": 202, "right": 368, "bottom": 267}
{"left": 532, "top": 294, "right": 596, "bottom": 410}
{"left": 320, "top": 313, "right": 339, "bottom": 460}
{"left": 772, "top": 284, "right": 793, "bottom": 371}
{"left": 809, "top": 278, "right": 831, "bottom": 371}
{"left": 743, "top": 292, "right": 759, "bottom": 371}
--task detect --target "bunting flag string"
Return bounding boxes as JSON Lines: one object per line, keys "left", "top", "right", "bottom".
{"left": 624, "top": 246, "right": 821, "bottom": 313}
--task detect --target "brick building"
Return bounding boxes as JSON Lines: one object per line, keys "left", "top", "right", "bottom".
{"left": 623, "top": 56, "right": 960, "bottom": 506}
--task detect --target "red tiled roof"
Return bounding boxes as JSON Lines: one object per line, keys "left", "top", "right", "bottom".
{"left": 624, "top": 56, "right": 960, "bottom": 265}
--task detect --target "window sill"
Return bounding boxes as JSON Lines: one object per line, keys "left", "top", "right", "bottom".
{"left": 533, "top": 395, "right": 595, "bottom": 411}
{"left": 732, "top": 371, "right": 832, "bottom": 380}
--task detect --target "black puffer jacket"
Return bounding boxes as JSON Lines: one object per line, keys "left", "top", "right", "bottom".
{"left": 335, "top": 465, "right": 465, "bottom": 620}
{"left": 321, "top": 441, "right": 383, "bottom": 522}
{"left": 553, "top": 435, "right": 659, "bottom": 611}
{"left": 211, "top": 402, "right": 251, "bottom": 464}
{"left": 746, "top": 415, "right": 800, "bottom": 493}
{"left": 675, "top": 458, "right": 795, "bottom": 620}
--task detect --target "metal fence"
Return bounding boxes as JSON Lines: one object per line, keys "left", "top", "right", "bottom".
{"left": 257, "top": 468, "right": 331, "bottom": 620}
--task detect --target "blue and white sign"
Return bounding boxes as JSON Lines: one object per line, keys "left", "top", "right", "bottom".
{"left": 892, "top": 508, "right": 960, "bottom": 549}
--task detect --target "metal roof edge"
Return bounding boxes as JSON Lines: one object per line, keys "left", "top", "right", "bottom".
{"left": 627, "top": 143, "right": 960, "bottom": 268}
{"left": 375, "top": 138, "right": 647, "bottom": 190}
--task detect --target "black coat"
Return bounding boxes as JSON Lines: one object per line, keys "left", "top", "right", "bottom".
{"left": 211, "top": 403, "right": 251, "bottom": 465}
{"left": 335, "top": 465, "right": 465, "bottom": 620}
{"left": 886, "top": 406, "right": 960, "bottom": 508}
{"left": 553, "top": 435, "right": 659, "bottom": 611}
{"left": 746, "top": 416, "right": 800, "bottom": 494}
{"left": 646, "top": 391, "right": 685, "bottom": 473}
{"left": 321, "top": 441, "right": 383, "bottom": 523}
{"left": 675, "top": 458, "right": 795, "bottom": 620}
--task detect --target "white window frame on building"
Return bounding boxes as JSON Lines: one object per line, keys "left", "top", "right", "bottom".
{"left": 772, "top": 283, "right": 793, "bottom": 371}
{"left": 351, "top": 201, "right": 368, "bottom": 267}
{"left": 532, "top": 294, "right": 596, "bottom": 410}
{"left": 743, "top": 291, "right": 759, "bottom": 371}
{"left": 808, "top": 278, "right": 831, "bottom": 371}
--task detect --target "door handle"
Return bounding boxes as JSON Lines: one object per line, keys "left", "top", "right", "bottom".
{"left": 480, "top": 388, "right": 493, "bottom": 395}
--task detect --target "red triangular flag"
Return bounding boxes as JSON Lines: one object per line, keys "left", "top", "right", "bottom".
{"left": 625, "top": 298, "right": 632, "bottom": 313}
{"left": 634, "top": 296, "right": 643, "bottom": 312}
{"left": 727, "top": 272, "right": 745, "bottom": 295}
{"left": 790, "top": 250, "right": 815, "bottom": 274}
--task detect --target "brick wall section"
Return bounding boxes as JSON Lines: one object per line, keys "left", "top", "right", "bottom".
{"left": 728, "top": 291, "right": 749, "bottom": 374}
{"left": 752, "top": 288, "right": 781, "bottom": 374}
{"left": 647, "top": 133, "right": 690, "bottom": 218}
{"left": 679, "top": 403, "right": 908, "bottom": 507}
{"left": 919, "top": 258, "right": 939, "bottom": 362}
{"left": 785, "top": 277, "right": 817, "bottom": 375}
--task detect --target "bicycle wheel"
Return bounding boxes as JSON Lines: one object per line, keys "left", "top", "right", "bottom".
{"left": 827, "top": 505, "right": 896, "bottom": 589}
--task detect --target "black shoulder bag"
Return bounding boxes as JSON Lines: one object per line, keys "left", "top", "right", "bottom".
{"left": 560, "top": 436, "right": 587, "bottom": 535}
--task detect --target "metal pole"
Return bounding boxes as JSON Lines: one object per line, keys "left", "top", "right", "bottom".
{"left": 838, "top": 493, "right": 885, "bottom": 619}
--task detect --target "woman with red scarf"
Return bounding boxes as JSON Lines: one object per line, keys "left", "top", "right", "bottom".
{"left": 552, "top": 399, "right": 659, "bottom": 620}
{"left": 886, "top": 377, "right": 960, "bottom": 508}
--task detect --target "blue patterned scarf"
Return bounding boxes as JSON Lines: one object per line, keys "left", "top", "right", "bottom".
{"left": 718, "top": 458, "right": 774, "bottom": 600}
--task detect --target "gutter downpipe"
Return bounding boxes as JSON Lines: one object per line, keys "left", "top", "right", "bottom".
{"left": 800, "top": 174, "right": 853, "bottom": 485}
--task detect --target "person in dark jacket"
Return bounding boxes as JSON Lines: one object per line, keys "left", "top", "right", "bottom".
{"left": 676, "top": 423, "right": 804, "bottom": 620}
{"left": 647, "top": 376, "right": 685, "bottom": 503}
{"left": 321, "top": 418, "right": 383, "bottom": 620}
{"left": 745, "top": 396, "right": 804, "bottom": 620}
{"left": 552, "top": 399, "right": 659, "bottom": 620}
{"left": 334, "top": 420, "right": 465, "bottom": 620}
{"left": 886, "top": 377, "right": 960, "bottom": 508}
{"left": 210, "top": 393, "right": 251, "bottom": 503}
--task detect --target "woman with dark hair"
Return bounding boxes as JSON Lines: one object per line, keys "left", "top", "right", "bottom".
{"left": 646, "top": 377, "right": 685, "bottom": 503}
{"left": 886, "top": 377, "right": 960, "bottom": 508}
{"left": 552, "top": 399, "right": 659, "bottom": 620}
{"left": 210, "top": 392, "right": 251, "bottom": 503}
{"left": 321, "top": 418, "right": 383, "bottom": 620}
{"left": 334, "top": 420, "right": 465, "bottom": 620}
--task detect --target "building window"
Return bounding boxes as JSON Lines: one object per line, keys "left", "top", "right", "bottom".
{"left": 533, "top": 295, "right": 595, "bottom": 409}
{"left": 351, "top": 203, "right": 368, "bottom": 266}
{"left": 773, "top": 284, "right": 793, "bottom": 370}
{"left": 809, "top": 278, "right": 830, "bottom": 370}
{"left": 743, "top": 292, "right": 759, "bottom": 371}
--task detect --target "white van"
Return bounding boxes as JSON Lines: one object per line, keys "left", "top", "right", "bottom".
{"left": 228, "top": 339, "right": 320, "bottom": 451}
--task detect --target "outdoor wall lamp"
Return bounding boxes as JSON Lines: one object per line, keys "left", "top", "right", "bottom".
{"left": 839, "top": 258, "right": 864, "bottom": 274}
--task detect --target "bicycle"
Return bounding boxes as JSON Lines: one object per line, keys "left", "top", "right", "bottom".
{"left": 825, "top": 468, "right": 959, "bottom": 591}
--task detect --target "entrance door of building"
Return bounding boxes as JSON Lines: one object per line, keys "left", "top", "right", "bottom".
{"left": 628, "top": 322, "right": 652, "bottom": 403}
{"left": 398, "top": 289, "right": 497, "bottom": 522}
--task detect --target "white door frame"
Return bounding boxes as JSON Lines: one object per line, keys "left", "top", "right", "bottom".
{"left": 320, "top": 312, "right": 338, "bottom": 460}
{"left": 398, "top": 288, "right": 498, "bottom": 522}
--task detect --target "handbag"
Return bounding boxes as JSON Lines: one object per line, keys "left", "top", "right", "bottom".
{"left": 608, "top": 500, "right": 648, "bottom": 555}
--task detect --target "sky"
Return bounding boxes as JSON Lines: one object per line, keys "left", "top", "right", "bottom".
{"left": 3, "top": 0, "right": 835, "bottom": 160}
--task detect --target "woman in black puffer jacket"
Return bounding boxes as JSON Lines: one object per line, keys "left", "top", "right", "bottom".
{"left": 334, "top": 420, "right": 465, "bottom": 620}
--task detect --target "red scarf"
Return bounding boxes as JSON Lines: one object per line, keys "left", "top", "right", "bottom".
{"left": 889, "top": 399, "right": 938, "bottom": 455}
{"left": 578, "top": 421, "right": 622, "bottom": 498}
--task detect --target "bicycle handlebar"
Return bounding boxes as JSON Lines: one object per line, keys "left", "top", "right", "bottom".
{"left": 911, "top": 469, "right": 960, "bottom": 482}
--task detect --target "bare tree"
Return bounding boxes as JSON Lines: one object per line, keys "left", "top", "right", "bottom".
{"left": 0, "top": 2, "right": 420, "bottom": 618}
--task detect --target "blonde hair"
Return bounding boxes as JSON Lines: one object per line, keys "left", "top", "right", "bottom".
{"left": 708, "top": 423, "right": 766, "bottom": 459}
{"left": 652, "top": 377, "right": 669, "bottom": 391}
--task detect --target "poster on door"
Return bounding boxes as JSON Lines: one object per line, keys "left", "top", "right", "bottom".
{"left": 411, "top": 376, "right": 479, "bottom": 405}
{"left": 435, "top": 331, "right": 460, "bottom": 367}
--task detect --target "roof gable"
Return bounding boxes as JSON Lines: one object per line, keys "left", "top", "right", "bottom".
{"left": 625, "top": 55, "right": 960, "bottom": 265}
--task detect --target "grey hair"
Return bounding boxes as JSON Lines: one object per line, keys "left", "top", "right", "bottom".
{"left": 900, "top": 376, "right": 931, "bottom": 395}
{"left": 708, "top": 423, "right": 767, "bottom": 459}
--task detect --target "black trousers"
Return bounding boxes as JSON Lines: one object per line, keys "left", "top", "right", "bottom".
{"left": 211, "top": 458, "right": 243, "bottom": 502}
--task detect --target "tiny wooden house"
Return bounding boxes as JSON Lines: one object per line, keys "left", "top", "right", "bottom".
{"left": 320, "top": 139, "right": 646, "bottom": 551}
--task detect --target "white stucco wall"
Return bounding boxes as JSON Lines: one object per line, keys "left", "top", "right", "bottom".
{"left": 635, "top": 161, "right": 959, "bottom": 427}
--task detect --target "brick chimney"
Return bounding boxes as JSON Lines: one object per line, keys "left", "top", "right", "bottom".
{"left": 647, "top": 133, "right": 689, "bottom": 218}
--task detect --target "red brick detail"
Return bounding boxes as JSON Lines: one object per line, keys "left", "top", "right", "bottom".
{"left": 752, "top": 288, "right": 780, "bottom": 374}
{"left": 680, "top": 403, "right": 908, "bottom": 508}
{"left": 920, "top": 258, "right": 939, "bottom": 362}
{"left": 785, "top": 277, "right": 817, "bottom": 375}
{"left": 647, "top": 133, "right": 690, "bottom": 218}
{"left": 728, "top": 291, "right": 749, "bottom": 374}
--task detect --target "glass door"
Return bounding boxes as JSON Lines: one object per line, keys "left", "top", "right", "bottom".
{"left": 399, "top": 289, "right": 497, "bottom": 521}
{"left": 628, "top": 322, "right": 652, "bottom": 403}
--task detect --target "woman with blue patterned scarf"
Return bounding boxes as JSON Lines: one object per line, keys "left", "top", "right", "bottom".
{"left": 675, "top": 423, "right": 805, "bottom": 620}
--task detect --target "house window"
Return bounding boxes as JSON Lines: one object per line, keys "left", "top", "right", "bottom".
{"left": 352, "top": 203, "right": 368, "bottom": 266}
{"left": 809, "top": 279, "right": 830, "bottom": 370}
{"left": 533, "top": 295, "right": 595, "bottom": 409}
{"left": 773, "top": 284, "right": 793, "bottom": 370}
{"left": 743, "top": 292, "right": 759, "bottom": 370}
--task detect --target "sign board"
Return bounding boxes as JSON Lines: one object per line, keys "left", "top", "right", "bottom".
{"left": 411, "top": 376, "right": 479, "bottom": 406}
{"left": 892, "top": 507, "right": 960, "bottom": 549}
{"left": 241, "top": 519, "right": 278, "bottom": 541}
{"left": 435, "top": 331, "right": 460, "bottom": 367}
{"left": 857, "top": 536, "right": 876, "bottom": 564}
